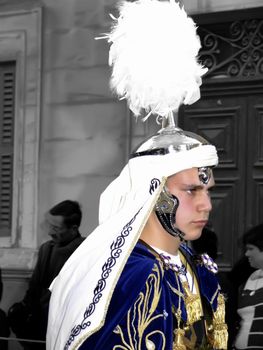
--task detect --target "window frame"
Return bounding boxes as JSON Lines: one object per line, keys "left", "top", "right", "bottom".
{"left": 0, "top": 7, "right": 42, "bottom": 252}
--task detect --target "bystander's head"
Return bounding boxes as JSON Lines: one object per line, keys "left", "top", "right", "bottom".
{"left": 43, "top": 200, "right": 82, "bottom": 244}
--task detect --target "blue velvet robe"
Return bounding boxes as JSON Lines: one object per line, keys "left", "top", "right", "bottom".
{"left": 79, "top": 240, "right": 221, "bottom": 350}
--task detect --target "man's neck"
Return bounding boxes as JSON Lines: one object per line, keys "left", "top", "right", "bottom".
{"left": 140, "top": 212, "right": 181, "bottom": 255}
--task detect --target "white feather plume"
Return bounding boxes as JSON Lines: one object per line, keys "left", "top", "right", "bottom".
{"left": 104, "top": 0, "right": 207, "bottom": 118}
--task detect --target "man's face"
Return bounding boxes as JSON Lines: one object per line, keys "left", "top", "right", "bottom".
{"left": 166, "top": 167, "right": 215, "bottom": 241}
{"left": 44, "top": 213, "right": 74, "bottom": 244}
{"left": 245, "top": 244, "right": 263, "bottom": 269}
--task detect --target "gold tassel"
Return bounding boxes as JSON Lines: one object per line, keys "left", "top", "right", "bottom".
{"left": 181, "top": 281, "right": 202, "bottom": 324}
{"left": 211, "top": 323, "right": 228, "bottom": 350}
{"left": 213, "top": 293, "right": 226, "bottom": 324}
{"left": 173, "top": 328, "right": 186, "bottom": 350}
{"left": 208, "top": 293, "right": 228, "bottom": 349}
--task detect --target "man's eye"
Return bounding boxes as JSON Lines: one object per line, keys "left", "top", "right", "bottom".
{"left": 186, "top": 188, "right": 196, "bottom": 195}
{"left": 50, "top": 225, "right": 60, "bottom": 232}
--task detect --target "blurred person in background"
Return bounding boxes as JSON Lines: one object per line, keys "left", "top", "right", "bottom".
{"left": 8, "top": 200, "right": 85, "bottom": 350}
{"left": 233, "top": 223, "right": 263, "bottom": 349}
{"left": 0, "top": 268, "right": 10, "bottom": 350}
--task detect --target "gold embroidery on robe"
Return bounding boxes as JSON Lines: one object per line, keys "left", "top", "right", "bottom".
{"left": 113, "top": 264, "right": 166, "bottom": 350}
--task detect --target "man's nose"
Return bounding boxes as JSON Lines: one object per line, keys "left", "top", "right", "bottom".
{"left": 198, "top": 192, "right": 212, "bottom": 212}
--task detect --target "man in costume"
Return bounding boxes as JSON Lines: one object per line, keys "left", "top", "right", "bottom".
{"left": 46, "top": 1, "right": 228, "bottom": 349}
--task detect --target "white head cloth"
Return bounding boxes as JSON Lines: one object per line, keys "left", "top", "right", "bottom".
{"left": 47, "top": 144, "right": 218, "bottom": 350}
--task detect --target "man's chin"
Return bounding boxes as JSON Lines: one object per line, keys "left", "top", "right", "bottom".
{"left": 184, "top": 230, "right": 202, "bottom": 241}
{"left": 50, "top": 235, "right": 59, "bottom": 242}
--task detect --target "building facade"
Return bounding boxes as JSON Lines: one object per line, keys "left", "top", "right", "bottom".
{"left": 0, "top": 1, "right": 262, "bottom": 348}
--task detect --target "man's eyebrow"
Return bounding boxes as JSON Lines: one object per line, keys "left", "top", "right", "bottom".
{"left": 182, "top": 183, "right": 204, "bottom": 189}
{"left": 182, "top": 182, "right": 215, "bottom": 190}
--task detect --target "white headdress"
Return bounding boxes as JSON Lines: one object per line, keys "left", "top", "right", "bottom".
{"left": 46, "top": 1, "right": 218, "bottom": 349}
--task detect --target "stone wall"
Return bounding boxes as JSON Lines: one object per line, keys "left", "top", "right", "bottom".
{"left": 39, "top": 0, "right": 126, "bottom": 241}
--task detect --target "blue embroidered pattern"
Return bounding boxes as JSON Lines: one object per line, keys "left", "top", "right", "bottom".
{"left": 149, "top": 178, "right": 161, "bottom": 194}
{"left": 64, "top": 208, "right": 142, "bottom": 349}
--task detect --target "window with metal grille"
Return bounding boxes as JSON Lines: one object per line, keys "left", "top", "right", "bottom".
{"left": 0, "top": 62, "right": 15, "bottom": 238}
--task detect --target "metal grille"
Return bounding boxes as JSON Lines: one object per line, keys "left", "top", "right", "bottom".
{"left": 198, "top": 18, "right": 263, "bottom": 78}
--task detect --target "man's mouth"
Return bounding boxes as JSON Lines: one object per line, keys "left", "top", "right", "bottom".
{"left": 192, "top": 220, "right": 208, "bottom": 226}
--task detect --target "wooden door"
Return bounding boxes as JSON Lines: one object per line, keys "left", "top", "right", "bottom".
{"left": 180, "top": 89, "right": 263, "bottom": 269}
{"left": 246, "top": 95, "right": 263, "bottom": 227}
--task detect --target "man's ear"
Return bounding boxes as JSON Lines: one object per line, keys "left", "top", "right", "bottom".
{"left": 71, "top": 225, "right": 78, "bottom": 233}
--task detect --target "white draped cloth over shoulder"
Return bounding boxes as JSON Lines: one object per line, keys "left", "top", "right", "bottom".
{"left": 46, "top": 145, "right": 218, "bottom": 350}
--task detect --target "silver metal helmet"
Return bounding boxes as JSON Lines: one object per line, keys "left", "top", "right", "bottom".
{"left": 130, "top": 112, "right": 214, "bottom": 240}
{"left": 131, "top": 112, "right": 209, "bottom": 158}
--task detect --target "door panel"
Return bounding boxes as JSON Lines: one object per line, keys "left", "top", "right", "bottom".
{"left": 246, "top": 96, "right": 263, "bottom": 227}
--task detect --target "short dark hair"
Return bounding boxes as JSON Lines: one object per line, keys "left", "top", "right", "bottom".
{"left": 49, "top": 200, "right": 82, "bottom": 228}
{"left": 243, "top": 223, "right": 263, "bottom": 251}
